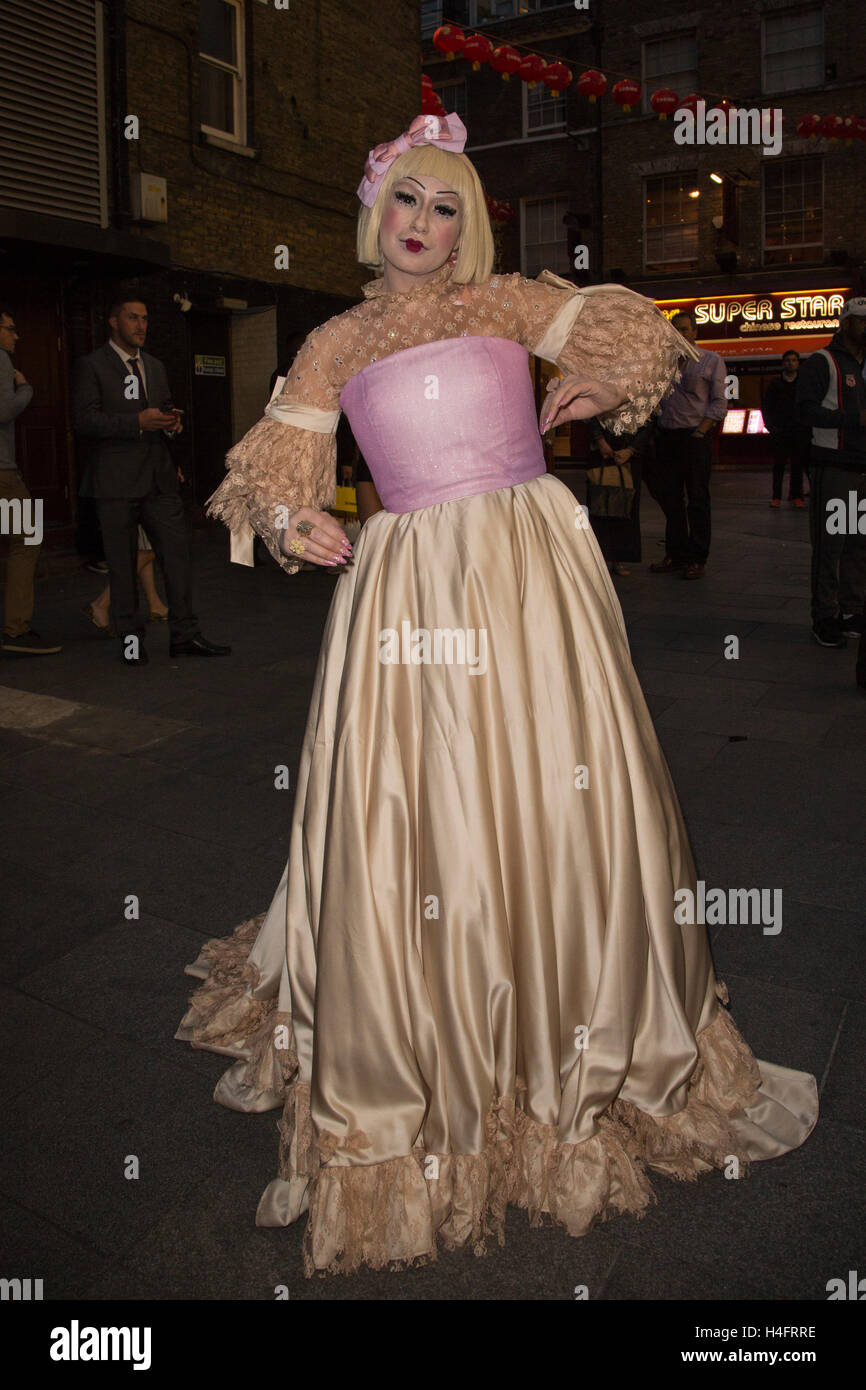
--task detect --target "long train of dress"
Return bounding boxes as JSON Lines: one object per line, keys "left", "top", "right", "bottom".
{"left": 177, "top": 470, "right": 818, "bottom": 1275}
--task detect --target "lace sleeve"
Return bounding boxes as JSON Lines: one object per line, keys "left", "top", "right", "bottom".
{"left": 503, "top": 271, "right": 700, "bottom": 436}
{"left": 205, "top": 329, "right": 341, "bottom": 575}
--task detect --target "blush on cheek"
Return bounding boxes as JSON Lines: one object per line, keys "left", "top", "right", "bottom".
{"left": 382, "top": 208, "right": 401, "bottom": 232}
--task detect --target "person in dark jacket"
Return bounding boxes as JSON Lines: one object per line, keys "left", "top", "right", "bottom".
{"left": 0, "top": 308, "right": 61, "bottom": 655}
{"left": 762, "top": 350, "right": 808, "bottom": 506}
{"left": 588, "top": 418, "right": 652, "bottom": 574}
{"left": 73, "top": 293, "right": 230, "bottom": 665}
{"left": 796, "top": 298, "right": 866, "bottom": 649}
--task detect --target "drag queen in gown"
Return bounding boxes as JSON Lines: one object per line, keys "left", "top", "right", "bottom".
{"left": 176, "top": 114, "right": 818, "bottom": 1276}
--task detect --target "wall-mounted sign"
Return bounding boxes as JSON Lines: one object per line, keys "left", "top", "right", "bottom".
{"left": 194, "top": 354, "right": 226, "bottom": 376}
{"left": 656, "top": 291, "right": 848, "bottom": 341}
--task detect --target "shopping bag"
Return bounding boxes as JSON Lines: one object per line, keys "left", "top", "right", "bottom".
{"left": 586, "top": 461, "right": 635, "bottom": 519}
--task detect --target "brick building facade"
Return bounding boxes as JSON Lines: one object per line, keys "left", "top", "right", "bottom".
{"left": 424, "top": 0, "right": 866, "bottom": 460}
{"left": 0, "top": 0, "right": 418, "bottom": 550}
{"left": 423, "top": 4, "right": 596, "bottom": 279}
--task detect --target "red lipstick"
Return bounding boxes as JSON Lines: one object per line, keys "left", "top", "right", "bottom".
{"left": 404, "top": 239, "right": 425, "bottom": 253}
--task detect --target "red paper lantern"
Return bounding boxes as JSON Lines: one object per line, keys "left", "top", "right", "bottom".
{"left": 490, "top": 44, "right": 521, "bottom": 81}
{"left": 650, "top": 88, "right": 679, "bottom": 119}
{"left": 421, "top": 73, "right": 433, "bottom": 91}
{"left": 421, "top": 89, "right": 445, "bottom": 116}
{"left": 432, "top": 24, "right": 465, "bottom": 61}
{"left": 676, "top": 92, "right": 701, "bottom": 116}
{"left": 486, "top": 194, "right": 504, "bottom": 224}
{"left": 841, "top": 116, "right": 857, "bottom": 144}
{"left": 462, "top": 33, "right": 493, "bottom": 71}
{"left": 797, "top": 112, "right": 821, "bottom": 139}
{"left": 612, "top": 78, "right": 641, "bottom": 112}
{"left": 852, "top": 116, "right": 866, "bottom": 142}
{"left": 577, "top": 68, "right": 607, "bottom": 103}
{"left": 517, "top": 54, "right": 547, "bottom": 87}
{"left": 543, "top": 61, "right": 573, "bottom": 94}
{"left": 819, "top": 113, "right": 844, "bottom": 140}
{"left": 487, "top": 196, "right": 516, "bottom": 225}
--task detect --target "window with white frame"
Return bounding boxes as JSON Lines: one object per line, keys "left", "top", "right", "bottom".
{"left": 200, "top": 0, "right": 245, "bottom": 141}
{"left": 523, "top": 196, "right": 572, "bottom": 278}
{"left": 763, "top": 157, "right": 823, "bottom": 264}
{"left": 642, "top": 33, "right": 697, "bottom": 113}
{"left": 762, "top": 7, "right": 824, "bottom": 94}
{"left": 434, "top": 80, "right": 468, "bottom": 125}
{"left": 525, "top": 80, "right": 566, "bottom": 135}
{"left": 644, "top": 174, "right": 699, "bottom": 270}
{"left": 422, "top": 0, "right": 565, "bottom": 32}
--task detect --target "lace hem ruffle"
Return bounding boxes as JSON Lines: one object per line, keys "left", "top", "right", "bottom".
{"left": 176, "top": 925, "right": 764, "bottom": 1278}
{"left": 293, "top": 997, "right": 761, "bottom": 1276}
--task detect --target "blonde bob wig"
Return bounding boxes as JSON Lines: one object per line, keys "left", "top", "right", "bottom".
{"left": 356, "top": 142, "right": 494, "bottom": 285}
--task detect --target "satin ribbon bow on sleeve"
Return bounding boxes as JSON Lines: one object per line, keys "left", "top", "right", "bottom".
{"left": 357, "top": 112, "right": 468, "bottom": 207}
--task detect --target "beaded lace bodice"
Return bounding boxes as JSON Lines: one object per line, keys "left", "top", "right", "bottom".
{"left": 207, "top": 265, "right": 696, "bottom": 574}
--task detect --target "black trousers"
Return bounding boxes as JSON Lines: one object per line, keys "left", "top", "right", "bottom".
{"left": 807, "top": 463, "right": 866, "bottom": 623}
{"left": 96, "top": 490, "right": 198, "bottom": 642}
{"left": 589, "top": 454, "right": 644, "bottom": 564}
{"left": 771, "top": 434, "right": 807, "bottom": 500}
{"left": 652, "top": 427, "right": 713, "bottom": 565}
{"left": 75, "top": 495, "right": 105, "bottom": 561}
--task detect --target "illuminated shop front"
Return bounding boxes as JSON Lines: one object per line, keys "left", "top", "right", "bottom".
{"left": 654, "top": 287, "right": 853, "bottom": 464}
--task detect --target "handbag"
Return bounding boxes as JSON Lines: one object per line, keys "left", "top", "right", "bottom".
{"left": 586, "top": 460, "right": 635, "bottom": 519}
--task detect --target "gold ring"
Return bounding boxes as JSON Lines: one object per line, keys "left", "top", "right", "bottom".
{"left": 296, "top": 520, "right": 314, "bottom": 536}
{"left": 288, "top": 538, "right": 306, "bottom": 556}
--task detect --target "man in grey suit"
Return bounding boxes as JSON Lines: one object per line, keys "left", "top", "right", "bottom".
{"left": 74, "top": 294, "right": 229, "bottom": 665}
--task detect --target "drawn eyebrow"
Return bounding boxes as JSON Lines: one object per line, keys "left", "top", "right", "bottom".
{"left": 400, "top": 177, "right": 460, "bottom": 197}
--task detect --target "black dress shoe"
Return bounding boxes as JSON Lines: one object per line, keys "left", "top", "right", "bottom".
{"left": 119, "top": 637, "right": 149, "bottom": 665}
{"left": 169, "top": 633, "right": 232, "bottom": 658}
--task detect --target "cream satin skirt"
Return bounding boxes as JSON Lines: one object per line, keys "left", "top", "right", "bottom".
{"left": 176, "top": 472, "right": 818, "bottom": 1276}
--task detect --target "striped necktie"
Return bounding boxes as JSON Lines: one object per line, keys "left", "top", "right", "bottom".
{"left": 126, "top": 356, "right": 148, "bottom": 406}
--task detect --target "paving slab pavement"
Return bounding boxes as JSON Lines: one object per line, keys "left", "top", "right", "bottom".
{"left": 0, "top": 470, "right": 863, "bottom": 1302}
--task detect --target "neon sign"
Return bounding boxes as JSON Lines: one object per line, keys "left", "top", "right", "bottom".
{"left": 658, "top": 292, "right": 846, "bottom": 339}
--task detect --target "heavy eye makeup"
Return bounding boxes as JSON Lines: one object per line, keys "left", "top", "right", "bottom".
{"left": 393, "top": 189, "right": 458, "bottom": 218}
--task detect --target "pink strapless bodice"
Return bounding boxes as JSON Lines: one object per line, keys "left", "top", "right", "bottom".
{"left": 338, "top": 337, "right": 546, "bottom": 513}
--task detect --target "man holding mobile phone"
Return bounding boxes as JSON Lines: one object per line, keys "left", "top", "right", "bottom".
{"left": 73, "top": 291, "right": 229, "bottom": 664}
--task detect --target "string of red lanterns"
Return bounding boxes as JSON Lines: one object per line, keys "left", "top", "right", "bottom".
{"left": 485, "top": 191, "right": 516, "bottom": 225}
{"left": 429, "top": 25, "right": 866, "bottom": 141}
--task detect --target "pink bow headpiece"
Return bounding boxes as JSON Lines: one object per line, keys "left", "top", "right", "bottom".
{"left": 357, "top": 113, "right": 468, "bottom": 208}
